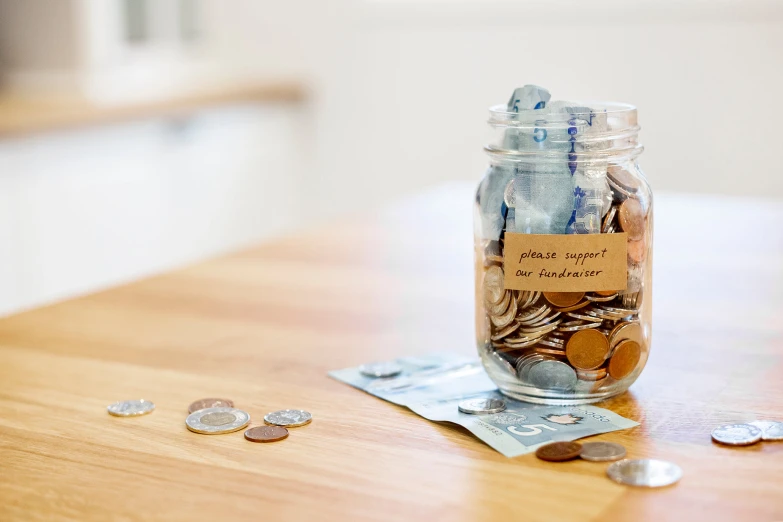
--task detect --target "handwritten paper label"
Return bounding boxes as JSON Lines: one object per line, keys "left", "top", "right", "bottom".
{"left": 503, "top": 233, "right": 628, "bottom": 292}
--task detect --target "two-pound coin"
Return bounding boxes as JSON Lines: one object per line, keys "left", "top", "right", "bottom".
{"left": 107, "top": 399, "right": 155, "bottom": 417}
{"left": 244, "top": 425, "right": 289, "bottom": 443}
{"left": 458, "top": 398, "right": 506, "bottom": 415}
{"left": 186, "top": 407, "right": 250, "bottom": 435}
{"left": 606, "top": 459, "right": 682, "bottom": 487}
{"left": 711, "top": 424, "right": 762, "bottom": 446}
{"left": 580, "top": 442, "right": 626, "bottom": 462}
{"left": 264, "top": 409, "right": 312, "bottom": 427}
{"left": 188, "top": 398, "right": 234, "bottom": 414}
{"left": 535, "top": 442, "right": 583, "bottom": 462}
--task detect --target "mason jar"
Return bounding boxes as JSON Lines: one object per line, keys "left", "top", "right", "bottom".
{"left": 474, "top": 101, "right": 652, "bottom": 405}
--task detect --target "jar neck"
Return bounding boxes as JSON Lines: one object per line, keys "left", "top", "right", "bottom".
{"left": 485, "top": 102, "right": 643, "bottom": 166}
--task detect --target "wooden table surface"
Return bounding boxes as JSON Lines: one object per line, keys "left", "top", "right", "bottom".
{"left": 1, "top": 184, "right": 782, "bottom": 521}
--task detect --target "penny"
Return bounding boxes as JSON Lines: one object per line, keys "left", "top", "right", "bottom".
{"left": 359, "top": 362, "right": 404, "bottom": 378}
{"left": 244, "top": 425, "right": 289, "bottom": 443}
{"left": 552, "top": 301, "right": 591, "bottom": 313}
{"left": 458, "top": 397, "right": 507, "bottom": 415}
{"left": 606, "top": 459, "right": 682, "bottom": 487}
{"left": 607, "top": 340, "right": 641, "bottom": 379}
{"left": 186, "top": 407, "right": 250, "bottom": 435}
{"left": 483, "top": 266, "right": 505, "bottom": 305}
{"left": 543, "top": 292, "right": 585, "bottom": 308}
{"left": 535, "top": 441, "right": 583, "bottom": 462}
{"left": 188, "top": 398, "right": 234, "bottom": 414}
{"left": 595, "top": 290, "right": 618, "bottom": 297}
{"left": 107, "top": 399, "right": 155, "bottom": 417}
{"left": 711, "top": 424, "right": 762, "bottom": 446}
{"left": 566, "top": 329, "right": 610, "bottom": 370}
{"left": 761, "top": 422, "right": 783, "bottom": 441}
{"left": 264, "top": 409, "right": 312, "bottom": 427}
{"left": 580, "top": 442, "right": 626, "bottom": 461}
{"left": 576, "top": 368, "right": 608, "bottom": 381}
{"left": 618, "top": 198, "right": 645, "bottom": 241}
{"left": 607, "top": 165, "right": 643, "bottom": 193}
{"left": 533, "top": 347, "right": 567, "bottom": 357}
{"left": 609, "top": 322, "right": 643, "bottom": 350}
{"left": 627, "top": 237, "right": 647, "bottom": 264}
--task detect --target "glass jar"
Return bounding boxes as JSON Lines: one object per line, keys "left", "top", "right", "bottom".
{"left": 474, "top": 101, "right": 652, "bottom": 405}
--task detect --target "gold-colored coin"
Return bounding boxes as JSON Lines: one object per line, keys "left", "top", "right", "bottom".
{"left": 552, "top": 300, "right": 591, "bottom": 313}
{"left": 609, "top": 321, "right": 643, "bottom": 350}
{"left": 543, "top": 292, "right": 585, "bottom": 308}
{"left": 618, "top": 198, "right": 645, "bottom": 241}
{"left": 566, "top": 329, "right": 610, "bottom": 370}
{"left": 608, "top": 340, "right": 641, "bottom": 379}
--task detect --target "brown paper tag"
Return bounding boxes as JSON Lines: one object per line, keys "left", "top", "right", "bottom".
{"left": 502, "top": 232, "right": 628, "bottom": 292}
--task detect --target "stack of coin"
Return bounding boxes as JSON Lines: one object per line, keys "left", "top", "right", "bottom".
{"left": 480, "top": 165, "right": 650, "bottom": 394}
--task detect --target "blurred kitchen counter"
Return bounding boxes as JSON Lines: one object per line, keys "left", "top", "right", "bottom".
{"left": 0, "top": 81, "right": 305, "bottom": 139}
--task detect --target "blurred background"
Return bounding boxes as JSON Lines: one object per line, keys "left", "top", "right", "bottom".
{"left": 0, "top": 0, "right": 781, "bottom": 316}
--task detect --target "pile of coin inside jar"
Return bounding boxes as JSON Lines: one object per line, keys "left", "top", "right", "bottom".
{"left": 480, "top": 165, "right": 650, "bottom": 393}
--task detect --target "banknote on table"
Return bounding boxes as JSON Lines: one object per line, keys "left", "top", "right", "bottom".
{"left": 329, "top": 353, "right": 639, "bottom": 458}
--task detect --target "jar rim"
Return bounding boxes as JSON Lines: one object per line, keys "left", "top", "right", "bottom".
{"left": 488, "top": 101, "right": 637, "bottom": 122}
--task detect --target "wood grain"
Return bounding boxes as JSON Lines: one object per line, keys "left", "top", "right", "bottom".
{"left": 1, "top": 184, "right": 782, "bottom": 521}
{"left": 0, "top": 81, "right": 304, "bottom": 139}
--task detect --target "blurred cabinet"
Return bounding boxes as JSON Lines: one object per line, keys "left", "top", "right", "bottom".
{"left": 0, "top": 103, "right": 304, "bottom": 316}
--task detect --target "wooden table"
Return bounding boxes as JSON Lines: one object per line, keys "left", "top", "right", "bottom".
{"left": 1, "top": 184, "right": 782, "bottom": 521}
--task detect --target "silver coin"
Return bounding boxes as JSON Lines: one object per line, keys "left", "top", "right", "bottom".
{"left": 748, "top": 420, "right": 778, "bottom": 434}
{"left": 264, "top": 409, "right": 312, "bottom": 427}
{"left": 711, "top": 423, "right": 762, "bottom": 446}
{"left": 458, "top": 397, "right": 506, "bottom": 415}
{"left": 580, "top": 442, "right": 626, "bottom": 462}
{"left": 359, "top": 362, "right": 404, "bottom": 378}
{"left": 107, "top": 399, "right": 155, "bottom": 417}
{"left": 529, "top": 360, "right": 577, "bottom": 391}
{"left": 186, "top": 407, "right": 250, "bottom": 434}
{"left": 761, "top": 422, "right": 783, "bottom": 441}
{"left": 606, "top": 459, "right": 682, "bottom": 488}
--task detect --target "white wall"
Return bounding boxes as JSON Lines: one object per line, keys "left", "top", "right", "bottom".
{"left": 206, "top": 0, "right": 783, "bottom": 221}
{"left": 0, "top": 104, "right": 304, "bottom": 316}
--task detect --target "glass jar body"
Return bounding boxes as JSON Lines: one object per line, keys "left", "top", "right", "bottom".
{"left": 474, "top": 157, "right": 653, "bottom": 405}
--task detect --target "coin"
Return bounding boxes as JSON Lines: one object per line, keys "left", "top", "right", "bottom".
{"left": 711, "top": 424, "right": 762, "bottom": 446}
{"left": 458, "top": 397, "right": 507, "bottom": 415}
{"left": 748, "top": 420, "right": 778, "bottom": 434}
{"left": 492, "top": 294, "right": 518, "bottom": 328}
{"left": 186, "top": 407, "right": 250, "bottom": 434}
{"left": 535, "top": 441, "right": 583, "bottom": 462}
{"left": 580, "top": 442, "right": 626, "bottom": 461}
{"left": 618, "top": 198, "right": 645, "bottom": 241}
{"left": 627, "top": 237, "right": 647, "bottom": 264}
{"left": 566, "top": 329, "right": 610, "bottom": 370}
{"left": 762, "top": 422, "right": 783, "bottom": 441}
{"left": 359, "top": 362, "right": 404, "bottom": 378}
{"left": 606, "top": 459, "right": 682, "bottom": 487}
{"left": 188, "top": 398, "right": 234, "bottom": 414}
{"left": 107, "top": 399, "right": 155, "bottom": 417}
{"left": 244, "top": 425, "right": 289, "bottom": 443}
{"left": 607, "top": 166, "right": 643, "bottom": 193}
{"left": 607, "top": 340, "right": 641, "bottom": 379}
{"left": 483, "top": 266, "right": 505, "bottom": 305}
{"left": 576, "top": 368, "right": 608, "bottom": 381}
{"left": 552, "top": 301, "right": 591, "bottom": 313}
{"left": 487, "top": 290, "right": 512, "bottom": 316}
{"left": 543, "top": 292, "right": 585, "bottom": 308}
{"left": 602, "top": 206, "right": 618, "bottom": 233}
{"left": 264, "top": 409, "right": 312, "bottom": 427}
{"left": 529, "top": 360, "right": 577, "bottom": 390}
{"left": 608, "top": 322, "right": 643, "bottom": 350}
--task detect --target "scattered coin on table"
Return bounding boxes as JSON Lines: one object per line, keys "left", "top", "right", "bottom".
{"left": 760, "top": 422, "right": 783, "bottom": 441}
{"left": 186, "top": 407, "right": 250, "bottom": 435}
{"left": 458, "top": 398, "right": 507, "bottom": 415}
{"left": 359, "top": 362, "right": 404, "bottom": 378}
{"left": 535, "top": 441, "right": 583, "bottom": 462}
{"left": 579, "top": 442, "right": 627, "bottom": 462}
{"left": 244, "top": 425, "right": 289, "bottom": 443}
{"left": 711, "top": 424, "right": 762, "bottom": 446}
{"left": 188, "top": 398, "right": 234, "bottom": 414}
{"left": 264, "top": 409, "right": 312, "bottom": 427}
{"left": 107, "top": 399, "right": 155, "bottom": 417}
{"left": 606, "top": 459, "right": 682, "bottom": 488}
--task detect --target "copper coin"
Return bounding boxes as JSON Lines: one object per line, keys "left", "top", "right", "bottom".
{"left": 244, "top": 425, "right": 289, "bottom": 443}
{"left": 544, "top": 292, "right": 585, "bottom": 308}
{"left": 577, "top": 368, "right": 608, "bottom": 381}
{"left": 595, "top": 290, "right": 618, "bottom": 297}
{"left": 566, "top": 329, "right": 610, "bottom": 370}
{"left": 553, "top": 301, "right": 590, "bottom": 313}
{"left": 607, "top": 165, "right": 642, "bottom": 193}
{"left": 535, "top": 441, "right": 583, "bottom": 462}
{"left": 627, "top": 237, "right": 647, "bottom": 264}
{"left": 533, "top": 347, "right": 567, "bottom": 357}
{"left": 618, "top": 199, "right": 645, "bottom": 241}
{"left": 609, "top": 321, "right": 643, "bottom": 350}
{"left": 188, "top": 398, "right": 234, "bottom": 414}
{"left": 608, "top": 340, "right": 641, "bottom": 380}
